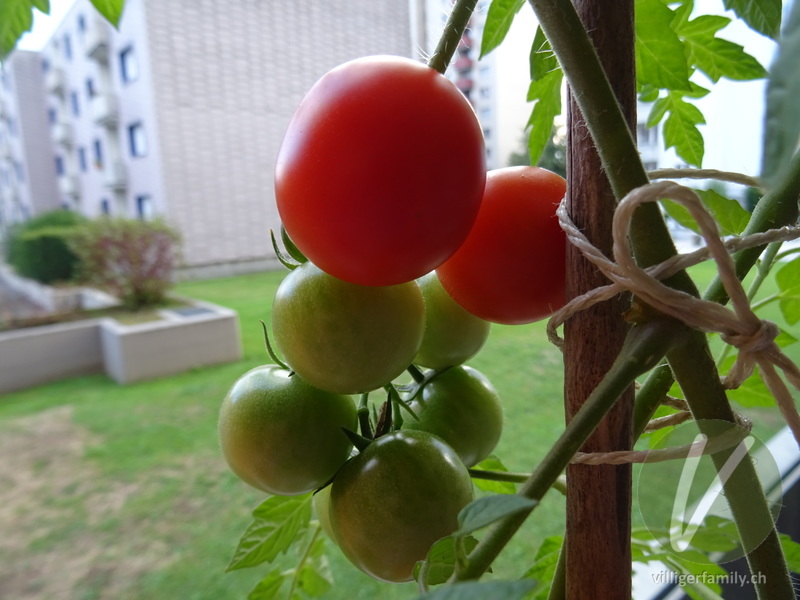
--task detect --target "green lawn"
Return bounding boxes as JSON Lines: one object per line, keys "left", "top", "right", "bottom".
{"left": 0, "top": 260, "right": 796, "bottom": 599}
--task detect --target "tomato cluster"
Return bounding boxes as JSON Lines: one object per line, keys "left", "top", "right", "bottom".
{"left": 219, "top": 55, "right": 568, "bottom": 584}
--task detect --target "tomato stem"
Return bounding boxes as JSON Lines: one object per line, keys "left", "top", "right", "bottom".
{"left": 427, "top": 0, "right": 478, "bottom": 75}
{"left": 358, "top": 393, "right": 373, "bottom": 439}
{"left": 407, "top": 364, "right": 426, "bottom": 383}
{"left": 259, "top": 320, "right": 289, "bottom": 370}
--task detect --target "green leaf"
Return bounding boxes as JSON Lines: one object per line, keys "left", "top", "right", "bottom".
{"left": 694, "top": 189, "right": 751, "bottom": 235}
{"left": 521, "top": 536, "right": 563, "bottom": 598}
{"left": 776, "top": 257, "right": 800, "bottom": 324}
{"left": 526, "top": 69, "right": 563, "bottom": 167}
{"left": 779, "top": 534, "right": 800, "bottom": 573}
{"left": 682, "top": 515, "right": 740, "bottom": 554}
{"left": 470, "top": 455, "right": 517, "bottom": 494}
{"left": 0, "top": 0, "right": 49, "bottom": 60}
{"left": 722, "top": 0, "right": 782, "bottom": 39}
{"left": 480, "top": 0, "right": 525, "bottom": 58}
{"left": 248, "top": 569, "right": 286, "bottom": 600}
{"left": 529, "top": 26, "right": 558, "bottom": 81}
{"left": 417, "top": 580, "right": 535, "bottom": 600}
{"left": 677, "top": 15, "right": 767, "bottom": 82}
{"left": 762, "top": 0, "right": 800, "bottom": 188}
{"left": 775, "top": 328, "right": 798, "bottom": 348}
{"left": 635, "top": 0, "right": 692, "bottom": 91}
{"left": 294, "top": 535, "right": 332, "bottom": 598}
{"left": 455, "top": 495, "right": 537, "bottom": 537}
{"left": 227, "top": 495, "right": 312, "bottom": 571}
{"left": 720, "top": 355, "right": 776, "bottom": 407}
{"left": 413, "top": 535, "right": 480, "bottom": 585}
{"left": 89, "top": 0, "right": 125, "bottom": 27}
{"left": 662, "top": 93, "right": 706, "bottom": 166}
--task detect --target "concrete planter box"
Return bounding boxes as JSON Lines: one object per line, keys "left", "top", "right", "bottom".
{"left": 0, "top": 298, "right": 242, "bottom": 393}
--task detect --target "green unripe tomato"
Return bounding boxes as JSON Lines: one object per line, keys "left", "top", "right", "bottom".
{"left": 406, "top": 366, "right": 502, "bottom": 467}
{"left": 329, "top": 430, "right": 473, "bottom": 583}
{"left": 218, "top": 365, "right": 356, "bottom": 495}
{"left": 415, "top": 271, "right": 490, "bottom": 369}
{"left": 271, "top": 262, "right": 425, "bottom": 394}
{"left": 312, "top": 484, "right": 336, "bottom": 543}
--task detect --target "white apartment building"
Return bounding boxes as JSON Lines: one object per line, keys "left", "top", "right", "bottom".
{"left": 0, "top": 0, "right": 413, "bottom": 276}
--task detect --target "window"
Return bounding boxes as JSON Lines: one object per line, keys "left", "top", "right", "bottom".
{"left": 63, "top": 34, "right": 72, "bottom": 61}
{"left": 93, "top": 138, "right": 104, "bottom": 168}
{"left": 77, "top": 14, "right": 86, "bottom": 34}
{"left": 86, "top": 77, "right": 96, "bottom": 99}
{"left": 41, "top": 58, "right": 50, "bottom": 73}
{"left": 47, "top": 107, "right": 57, "bottom": 125}
{"left": 128, "top": 122, "right": 147, "bottom": 157}
{"left": 70, "top": 91, "right": 80, "bottom": 116}
{"left": 55, "top": 155, "right": 65, "bottom": 176}
{"left": 136, "top": 194, "right": 154, "bottom": 220}
{"left": 100, "top": 198, "right": 110, "bottom": 215}
{"left": 78, "top": 147, "right": 87, "bottom": 172}
{"left": 14, "top": 161, "right": 24, "bottom": 183}
{"left": 119, "top": 46, "right": 139, "bottom": 83}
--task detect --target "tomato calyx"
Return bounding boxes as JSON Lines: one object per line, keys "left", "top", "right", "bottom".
{"left": 270, "top": 224, "right": 308, "bottom": 270}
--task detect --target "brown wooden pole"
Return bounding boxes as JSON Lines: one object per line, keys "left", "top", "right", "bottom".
{"left": 563, "top": 1, "right": 637, "bottom": 598}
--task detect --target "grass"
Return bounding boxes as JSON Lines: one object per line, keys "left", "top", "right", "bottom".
{"left": 0, "top": 260, "right": 797, "bottom": 599}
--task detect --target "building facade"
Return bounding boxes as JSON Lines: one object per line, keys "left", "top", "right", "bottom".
{"left": 1, "top": 0, "right": 413, "bottom": 276}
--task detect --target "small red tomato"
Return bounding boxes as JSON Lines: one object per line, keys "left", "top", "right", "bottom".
{"left": 275, "top": 55, "right": 486, "bottom": 287}
{"left": 436, "top": 166, "right": 566, "bottom": 325}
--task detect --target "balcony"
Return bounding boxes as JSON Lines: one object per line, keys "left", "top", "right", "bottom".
{"left": 58, "top": 175, "right": 80, "bottom": 198}
{"left": 91, "top": 94, "right": 119, "bottom": 128}
{"left": 455, "top": 55, "right": 473, "bottom": 73}
{"left": 85, "top": 19, "right": 110, "bottom": 63}
{"left": 45, "top": 67, "right": 66, "bottom": 96}
{"left": 456, "top": 77, "right": 474, "bottom": 93}
{"left": 52, "top": 122, "right": 74, "bottom": 147}
{"left": 0, "top": 100, "right": 7, "bottom": 120}
{"left": 0, "top": 137, "right": 11, "bottom": 160}
{"left": 104, "top": 161, "right": 128, "bottom": 191}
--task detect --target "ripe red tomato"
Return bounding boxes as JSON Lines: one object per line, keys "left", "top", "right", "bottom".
{"left": 329, "top": 430, "right": 473, "bottom": 583}
{"left": 436, "top": 166, "right": 567, "bottom": 325}
{"left": 406, "top": 365, "right": 502, "bottom": 467}
{"left": 275, "top": 55, "right": 486, "bottom": 287}
{"left": 414, "top": 271, "right": 491, "bottom": 369}
{"left": 271, "top": 262, "right": 425, "bottom": 394}
{"left": 218, "top": 365, "right": 356, "bottom": 496}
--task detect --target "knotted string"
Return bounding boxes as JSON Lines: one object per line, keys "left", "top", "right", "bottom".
{"left": 549, "top": 180, "right": 800, "bottom": 464}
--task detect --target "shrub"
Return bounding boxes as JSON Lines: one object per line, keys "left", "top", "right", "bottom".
{"left": 69, "top": 218, "right": 181, "bottom": 309}
{"left": 4, "top": 210, "right": 87, "bottom": 284}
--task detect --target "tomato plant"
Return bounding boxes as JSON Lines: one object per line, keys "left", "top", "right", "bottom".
{"left": 274, "top": 55, "right": 486, "bottom": 287}
{"left": 328, "top": 430, "right": 474, "bottom": 583}
{"left": 414, "top": 271, "right": 491, "bottom": 370}
{"left": 271, "top": 261, "right": 425, "bottom": 394}
{"left": 217, "top": 365, "right": 356, "bottom": 496}
{"left": 436, "top": 166, "right": 567, "bottom": 325}
{"left": 405, "top": 365, "right": 502, "bottom": 467}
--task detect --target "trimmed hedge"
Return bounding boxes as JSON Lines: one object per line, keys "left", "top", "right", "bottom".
{"left": 4, "top": 210, "right": 87, "bottom": 284}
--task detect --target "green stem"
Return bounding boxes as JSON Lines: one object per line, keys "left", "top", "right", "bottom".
{"left": 427, "top": 0, "right": 478, "bottom": 75}
{"left": 407, "top": 364, "right": 426, "bottom": 383}
{"left": 546, "top": 541, "right": 567, "bottom": 600}
{"left": 287, "top": 526, "right": 322, "bottom": 599}
{"left": 453, "top": 318, "right": 679, "bottom": 581}
{"left": 358, "top": 393, "right": 372, "bottom": 439}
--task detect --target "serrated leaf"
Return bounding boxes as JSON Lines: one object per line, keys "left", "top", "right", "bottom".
{"left": 662, "top": 93, "right": 706, "bottom": 166}
{"left": 227, "top": 495, "right": 312, "bottom": 571}
{"left": 529, "top": 26, "right": 557, "bottom": 81}
{"left": 676, "top": 13, "right": 767, "bottom": 83}
{"left": 89, "top": 0, "right": 125, "bottom": 27}
{"left": 635, "top": 0, "right": 692, "bottom": 91}
{"left": 723, "top": 0, "right": 782, "bottom": 39}
{"left": 0, "top": 0, "right": 49, "bottom": 59}
{"left": 762, "top": 0, "right": 800, "bottom": 189}
{"left": 521, "top": 536, "right": 563, "bottom": 597}
{"left": 471, "top": 456, "right": 517, "bottom": 494}
{"left": 455, "top": 495, "right": 537, "bottom": 537}
{"left": 248, "top": 569, "right": 286, "bottom": 600}
{"left": 779, "top": 534, "right": 800, "bottom": 573}
{"left": 480, "top": 0, "right": 525, "bottom": 58}
{"left": 695, "top": 189, "right": 751, "bottom": 235}
{"left": 775, "top": 328, "right": 798, "bottom": 348}
{"left": 417, "top": 580, "right": 535, "bottom": 600}
{"left": 526, "top": 69, "right": 563, "bottom": 166}
{"left": 413, "top": 535, "right": 480, "bottom": 585}
{"left": 295, "top": 563, "right": 332, "bottom": 598}
{"left": 682, "top": 515, "right": 740, "bottom": 554}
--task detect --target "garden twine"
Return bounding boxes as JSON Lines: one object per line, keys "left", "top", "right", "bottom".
{"left": 547, "top": 180, "right": 800, "bottom": 465}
